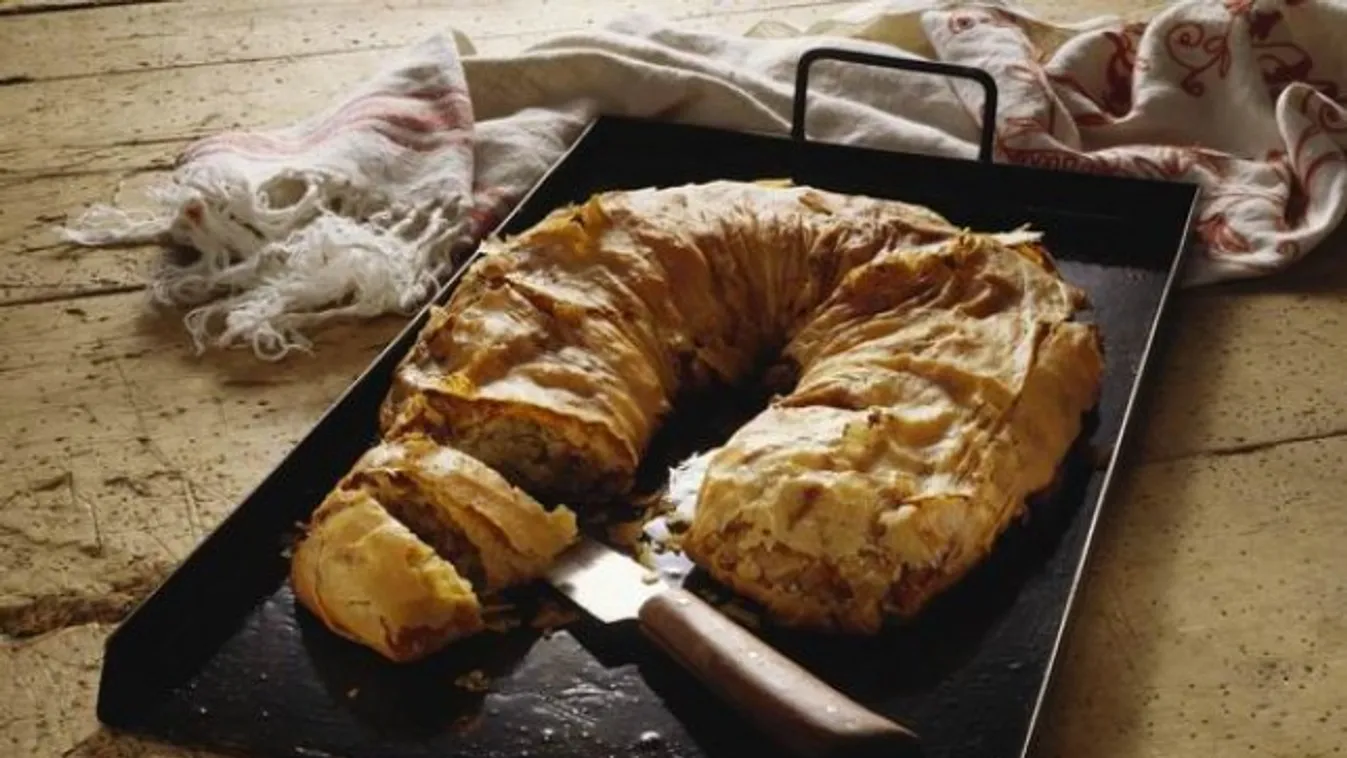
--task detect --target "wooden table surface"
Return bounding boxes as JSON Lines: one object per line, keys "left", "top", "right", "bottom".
{"left": 2, "top": 0, "right": 1345, "bottom": 756}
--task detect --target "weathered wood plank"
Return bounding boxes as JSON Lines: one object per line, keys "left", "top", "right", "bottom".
{"left": 0, "top": 140, "right": 179, "bottom": 181}
{"left": 0, "top": 2, "right": 860, "bottom": 177}
{"left": 0, "top": 169, "right": 167, "bottom": 304}
{"left": 0, "top": 623, "right": 203, "bottom": 757}
{"left": 0, "top": 290, "right": 405, "bottom": 636}
{"left": 0, "top": 0, "right": 169, "bottom": 16}
{"left": 1037, "top": 431, "right": 1347, "bottom": 758}
{"left": 1133, "top": 244, "right": 1347, "bottom": 463}
{"left": 1138, "top": 276, "right": 1347, "bottom": 463}
{"left": 0, "top": 0, "right": 825, "bottom": 82}
{"left": 0, "top": 48, "right": 395, "bottom": 176}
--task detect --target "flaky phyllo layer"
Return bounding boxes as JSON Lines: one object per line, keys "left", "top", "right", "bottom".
{"left": 292, "top": 180, "right": 1103, "bottom": 661}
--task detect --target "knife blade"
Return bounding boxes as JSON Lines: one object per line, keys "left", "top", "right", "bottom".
{"left": 545, "top": 536, "right": 919, "bottom": 758}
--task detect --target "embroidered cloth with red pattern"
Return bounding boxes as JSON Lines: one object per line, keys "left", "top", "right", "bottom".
{"left": 63, "top": 0, "right": 1347, "bottom": 359}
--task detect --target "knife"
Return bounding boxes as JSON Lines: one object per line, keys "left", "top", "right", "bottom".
{"left": 545, "top": 536, "right": 920, "bottom": 758}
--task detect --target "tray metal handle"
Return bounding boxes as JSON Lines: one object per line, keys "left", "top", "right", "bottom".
{"left": 791, "top": 46, "right": 1000, "bottom": 164}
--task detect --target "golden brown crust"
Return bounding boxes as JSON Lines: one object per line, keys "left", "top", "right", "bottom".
{"left": 681, "top": 234, "right": 1104, "bottom": 632}
{"left": 289, "top": 489, "right": 484, "bottom": 662}
{"left": 290, "top": 436, "right": 577, "bottom": 662}
{"left": 343, "top": 435, "right": 579, "bottom": 591}
{"left": 300, "top": 180, "right": 1104, "bottom": 649}
{"left": 379, "top": 181, "right": 962, "bottom": 503}
{"left": 379, "top": 283, "right": 661, "bottom": 502}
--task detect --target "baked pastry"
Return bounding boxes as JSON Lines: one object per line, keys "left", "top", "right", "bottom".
{"left": 379, "top": 181, "right": 962, "bottom": 503}
{"left": 301, "top": 179, "right": 1102, "bottom": 653}
{"left": 341, "top": 435, "right": 579, "bottom": 591}
{"left": 290, "top": 435, "right": 577, "bottom": 661}
{"left": 289, "top": 489, "right": 484, "bottom": 662}
{"left": 681, "top": 233, "right": 1104, "bottom": 631}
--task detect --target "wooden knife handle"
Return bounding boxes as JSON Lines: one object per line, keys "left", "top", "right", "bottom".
{"left": 638, "top": 588, "right": 919, "bottom": 758}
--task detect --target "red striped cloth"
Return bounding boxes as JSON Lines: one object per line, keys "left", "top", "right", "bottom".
{"left": 62, "top": 1, "right": 1347, "bottom": 359}
{"left": 63, "top": 36, "right": 511, "bottom": 359}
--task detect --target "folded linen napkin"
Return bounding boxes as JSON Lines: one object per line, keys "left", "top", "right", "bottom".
{"left": 63, "top": 0, "right": 1347, "bottom": 359}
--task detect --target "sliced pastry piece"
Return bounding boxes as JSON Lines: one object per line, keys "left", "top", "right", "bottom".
{"left": 379, "top": 278, "right": 671, "bottom": 504}
{"left": 289, "top": 489, "right": 484, "bottom": 662}
{"left": 341, "top": 434, "right": 579, "bottom": 592}
{"left": 291, "top": 436, "right": 578, "bottom": 662}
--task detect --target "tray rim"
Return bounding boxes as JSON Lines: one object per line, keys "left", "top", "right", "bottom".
{"left": 95, "top": 112, "right": 1203, "bottom": 755}
{"left": 1017, "top": 185, "right": 1200, "bottom": 758}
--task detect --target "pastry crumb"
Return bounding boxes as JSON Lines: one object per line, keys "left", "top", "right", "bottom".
{"left": 454, "top": 670, "right": 491, "bottom": 692}
{"left": 483, "top": 601, "right": 523, "bottom": 632}
{"left": 484, "top": 615, "right": 522, "bottom": 632}
{"left": 649, "top": 529, "right": 684, "bottom": 555}
{"left": 634, "top": 541, "right": 657, "bottom": 569}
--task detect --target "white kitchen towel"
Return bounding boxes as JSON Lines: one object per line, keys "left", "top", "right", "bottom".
{"left": 62, "top": 0, "right": 1347, "bottom": 359}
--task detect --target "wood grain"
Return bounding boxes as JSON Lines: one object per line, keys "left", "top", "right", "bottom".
{"left": 1, "top": 1, "right": 1346, "bottom": 758}
{"left": 0, "top": 622, "right": 202, "bottom": 757}
{"left": 1036, "top": 432, "right": 1347, "bottom": 758}
{"left": 0, "top": 0, "right": 707, "bottom": 80}
{"left": 0, "top": 49, "right": 396, "bottom": 176}
{"left": 0, "top": 170, "right": 166, "bottom": 304}
{"left": 0, "top": 2, "right": 856, "bottom": 178}
{"left": 1131, "top": 237, "right": 1347, "bottom": 463}
{"left": 0, "top": 289, "right": 404, "bottom": 635}
{"left": 0, "top": 0, "right": 171, "bottom": 15}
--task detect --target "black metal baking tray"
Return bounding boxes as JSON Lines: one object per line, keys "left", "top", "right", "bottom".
{"left": 95, "top": 48, "right": 1199, "bottom": 758}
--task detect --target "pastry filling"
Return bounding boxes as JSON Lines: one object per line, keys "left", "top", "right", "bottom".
{"left": 441, "top": 414, "right": 628, "bottom": 505}
{"left": 348, "top": 473, "right": 488, "bottom": 591}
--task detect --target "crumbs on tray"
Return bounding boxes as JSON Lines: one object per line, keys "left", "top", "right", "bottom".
{"left": 454, "top": 670, "right": 491, "bottom": 693}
